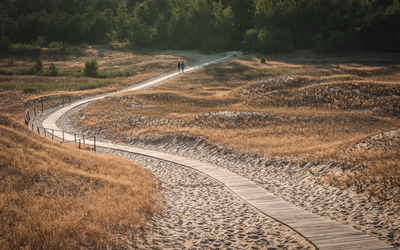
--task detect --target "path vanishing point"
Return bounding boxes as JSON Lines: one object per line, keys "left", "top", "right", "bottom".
{"left": 42, "top": 52, "right": 394, "bottom": 250}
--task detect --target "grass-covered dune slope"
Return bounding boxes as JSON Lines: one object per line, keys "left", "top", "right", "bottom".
{"left": 0, "top": 115, "right": 159, "bottom": 249}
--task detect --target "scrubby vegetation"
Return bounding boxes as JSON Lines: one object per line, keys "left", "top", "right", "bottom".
{"left": 0, "top": 115, "right": 159, "bottom": 249}
{"left": 84, "top": 59, "right": 99, "bottom": 77}
{"left": 48, "top": 63, "right": 57, "bottom": 76}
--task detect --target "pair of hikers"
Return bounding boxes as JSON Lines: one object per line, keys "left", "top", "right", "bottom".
{"left": 177, "top": 61, "right": 185, "bottom": 73}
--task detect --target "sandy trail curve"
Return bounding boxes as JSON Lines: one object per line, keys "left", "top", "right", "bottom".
{"left": 41, "top": 53, "right": 394, "bottom": 249}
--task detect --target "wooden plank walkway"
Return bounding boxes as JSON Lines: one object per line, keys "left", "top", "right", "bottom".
{"left": 42, "top": 54, "right": 395, "bottom": 250}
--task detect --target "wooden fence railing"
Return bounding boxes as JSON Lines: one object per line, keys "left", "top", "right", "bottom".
{"left": 24, "top": 95, "right": 73, "bottom": 125}
{"left": 25, "top": 96, "right": 97, "bottom": 152}
{"left": 30, "top": 124, "right": 97, "bottom": 151}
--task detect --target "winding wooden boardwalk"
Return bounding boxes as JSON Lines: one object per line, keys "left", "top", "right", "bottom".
{"left": 42, "top": 54, "right": 394, "bottom": 249}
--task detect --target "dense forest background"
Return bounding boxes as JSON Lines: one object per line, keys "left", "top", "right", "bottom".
{"left": 1, "top": 0, "right": 399, "bottom": 53}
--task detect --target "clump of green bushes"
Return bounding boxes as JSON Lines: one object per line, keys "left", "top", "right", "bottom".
{"left": 84, "top": 59, "right": 98, "bottom": 77}
{"left": 48, "top": 63, "right": 58, "bottom": 76}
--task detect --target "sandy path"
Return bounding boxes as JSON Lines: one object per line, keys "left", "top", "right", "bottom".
{"left": 102, "top": 148, "right": 314, "bottom": 249}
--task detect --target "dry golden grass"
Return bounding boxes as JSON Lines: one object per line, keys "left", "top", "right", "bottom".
{"left": 76, "top": 52, "right": 400, "bottom": 201}
{"left": 0, "top": 46, "right": 187, "bottom": 120}
{"left": 325, "top": 130, "right": 400, "bottom": 202}
{"left": 0, "top": 115, "right": 159, "bottom": 249}
{"left": 77, "top": 55, "right": 400, "bottom": 156}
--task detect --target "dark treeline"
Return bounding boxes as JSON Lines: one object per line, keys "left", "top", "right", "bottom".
{"left": 1, "top": 0, "right": 399, "bottom": 53}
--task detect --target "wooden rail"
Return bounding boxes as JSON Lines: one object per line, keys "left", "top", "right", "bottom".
{"left": 25, "top": 95, "right": 97, "bottom": 151}
{"left": 24, "top": 95, "right": 72, "bottom": 126}
{"left": 30, "top": 124, "right": 96, "bottom": 152}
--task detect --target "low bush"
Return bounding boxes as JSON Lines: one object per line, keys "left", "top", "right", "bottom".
{"left": 84, "top": 59, "right": 98, "bottom": 77}
{"left": 48, "top": 41, "right": 71, "bottom": 54}
{"left": 34, "top": 59, "right": 43, "bottom": 73}
{"left": 48, "top": 63, "right": 58, "bottom": 76}
{"left": 49, "top": 41, "right": 63, "bottom": 49}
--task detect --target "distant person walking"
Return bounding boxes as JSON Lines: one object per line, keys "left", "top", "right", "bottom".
{"left": 181, "top": 61, "right": 185, "bottom": 73}
{"left": 177, "top": 61, "right": 181, "bottom": 73}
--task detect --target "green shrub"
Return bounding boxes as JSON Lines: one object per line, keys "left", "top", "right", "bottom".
{"left": 34, "top": 36, "right": 47, "bottom": 48}
{"left": 34, "top": 59, "right": 43, "bottom": 73}
{"left": 84, "top": 59, "right": 98, "bottom": 77}
{"left": 49, "top": 41, "right": 71, "bottom": 54}
{"left": 25, "top": 59, "right": 43, "bottom": 75}
{"left": 48, "top": 63, "right": 58, "bottom": 76}
{"left": 49, "top": 41, "right": 63, "bottom": 49}
{"left": 261, "top": 56, "right": 266, "bottom": 64}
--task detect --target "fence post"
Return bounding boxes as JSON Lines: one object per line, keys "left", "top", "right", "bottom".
{"left": 62, "top": 131, "right": 64, "bottom": 142}
{"left": 52, "top": 129, "right": 54, "bottom": 140}
{"left": 94, "top": 136, "right": 96, "bottom": 152}
{"left": 31, "top": 123, "right": 34, "bottom": 130}
{"left": 41, "top": 100, "right": 44, "bottom": 112}
{"left": 34, "top": 106, "right": 36, "bottom": 116}
{"left": 37, "top": 127, "right": 40, "bottom": 135}
{"left": 44, "top": 128, "right": 47, "bottom": 137}
{"left": 78, "top": 139, "right": 81, "bottom": 149}
{"left": 74, "top": 134, "right": 76, "bottom": 144}
{"left": 83, "top": 135, "right": 85, "bottom": 145}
